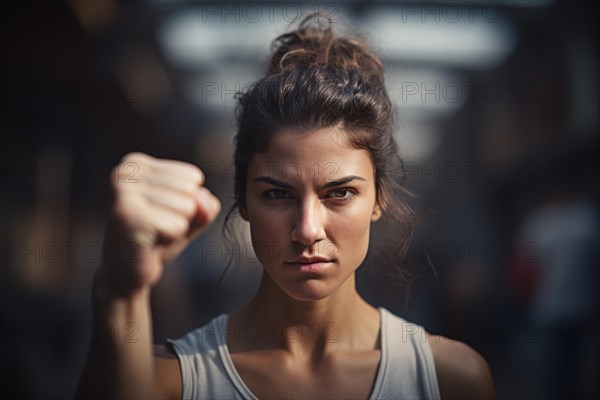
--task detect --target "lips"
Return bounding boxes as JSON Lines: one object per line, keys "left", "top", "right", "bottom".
{"left": 286, "top": 257, "right": 333, "bottom": 264}
{"left": 285, "top": 257, "right": 333, "bottom": 273}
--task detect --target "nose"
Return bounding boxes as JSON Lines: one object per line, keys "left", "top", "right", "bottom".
{"left": 290, "top": 196, "right": 326, "bottom": 246}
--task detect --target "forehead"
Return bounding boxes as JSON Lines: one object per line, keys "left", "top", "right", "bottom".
{"left": 248, "top": 126, "right": 374, "bottom": 181}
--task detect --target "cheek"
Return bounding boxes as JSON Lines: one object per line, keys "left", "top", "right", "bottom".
{"left": 247, "top": 207, "right": 290, "bottom": 264}
{"left": 329, "top": 206, "right": 374, "bottom": 263}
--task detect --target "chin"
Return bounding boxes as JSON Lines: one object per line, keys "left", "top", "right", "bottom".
{"left": 282, "top": 279, "right": 338, "bottom": 301}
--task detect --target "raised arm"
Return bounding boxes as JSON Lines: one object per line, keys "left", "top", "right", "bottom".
{"left": 75, "top": 152, "right": 221, "bottom": 399}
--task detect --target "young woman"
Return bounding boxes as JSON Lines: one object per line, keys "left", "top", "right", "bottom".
{"left": 77, "top": 13, "right": 494, "bottom": 400}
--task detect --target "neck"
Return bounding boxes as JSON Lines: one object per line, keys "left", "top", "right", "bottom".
{"left": 228, "top": 272, "right": 380, "bottom": 360}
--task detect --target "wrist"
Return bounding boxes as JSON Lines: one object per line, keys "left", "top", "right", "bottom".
{"left": 92, "top": 268, "right": 151, "bottom": 318}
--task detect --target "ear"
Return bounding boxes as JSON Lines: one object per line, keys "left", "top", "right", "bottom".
{"left": 371, "top": 204, "right": 382, "bottom": 222}
{"left": 239, "top": 203, "right": 249, "bottom": 221}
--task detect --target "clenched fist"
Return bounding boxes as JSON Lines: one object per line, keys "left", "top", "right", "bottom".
{"left": 97, "top": 152, "right": 221, "bottom": 296}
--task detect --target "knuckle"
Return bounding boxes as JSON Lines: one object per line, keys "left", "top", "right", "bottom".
{"left": 190, "top": 166, "right": 204, "bottom": 185}
{"left": 121, "top": 151, "right": 149, "bottom": 164}
{"left": 181, "top": 196, "right": 196, "bottom": 217}
{"left": 175, "top": 165, "right": 203, "bottom": 190}
{"left": 172, "top": 215, "right": 190, "bottom": 235}
{"left": 111, "top": 156, "right": 146, "bottom": 186}
{"left": 180, "top": 180, "right": 197, "bottom": 195}
{"left": 213, "top": 198, "right": 222, "bottom": 214}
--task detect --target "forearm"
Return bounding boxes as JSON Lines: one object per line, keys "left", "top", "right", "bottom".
{"left": 75, "top": 152, "right": 218, "bottom": 399}
{"left": 75, "top": 273, "right": 158, "bottom": 399}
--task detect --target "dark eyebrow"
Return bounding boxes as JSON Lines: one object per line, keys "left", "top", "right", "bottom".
{"left": 253, "top": 175, "right": 367, "bottom": 191}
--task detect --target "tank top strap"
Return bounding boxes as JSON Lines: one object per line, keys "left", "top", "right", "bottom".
{"left": 375, "top": 307, "right": 441, "bottom": 399}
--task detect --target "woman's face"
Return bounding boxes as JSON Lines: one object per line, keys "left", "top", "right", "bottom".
{"left": 239, "top": 125, "right": 382, "bottom": 301}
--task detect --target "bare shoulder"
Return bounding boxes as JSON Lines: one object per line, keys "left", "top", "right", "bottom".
{"left": 154, "top": 344, "right": 182, "bottom": 400}
{"left": 426, "top": 333, "right": 495, "bottom": 400}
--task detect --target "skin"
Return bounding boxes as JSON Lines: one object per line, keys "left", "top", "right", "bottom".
{"left": 154, "top": 125, "right": 495, "bottom": 399}
{"left": 75, "top": 124, "right": 493, "bottom": 399}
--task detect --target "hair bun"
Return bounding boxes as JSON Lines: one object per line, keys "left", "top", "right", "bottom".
{"left": 268, "top": 12, "right": 385, "bottom": 86}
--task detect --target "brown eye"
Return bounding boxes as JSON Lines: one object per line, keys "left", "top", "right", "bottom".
{"left": 263, "top": 189, "right": 291, "bottom": 200}
{"left": 328, "top": 189, "right": 355, "bottom": 200}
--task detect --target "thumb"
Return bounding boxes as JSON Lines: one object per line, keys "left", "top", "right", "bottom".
{"left": 189, "top": 186, "right": 221, "bottom": 239}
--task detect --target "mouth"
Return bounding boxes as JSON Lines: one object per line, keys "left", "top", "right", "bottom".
{"left": 285, "top": 258, "right": 334, "bottom": 272}
{"left": 288, "top": 257, "right": 333, "bottom": 264}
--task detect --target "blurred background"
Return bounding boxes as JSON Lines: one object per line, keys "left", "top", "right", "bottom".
{"left": 1, "top": 0, "right": 598, "bottom": 398}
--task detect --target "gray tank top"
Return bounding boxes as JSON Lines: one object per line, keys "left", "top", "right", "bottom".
{"left": 166, "top": 307, "right": 441, "bottom": 399}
